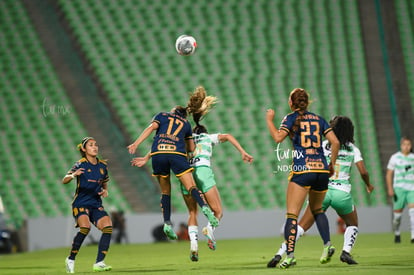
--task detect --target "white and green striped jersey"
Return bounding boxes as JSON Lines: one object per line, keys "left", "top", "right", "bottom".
{"left": 323, "top": 140, "right": 363, "bottom": 193}
{"left": 387, "top": 151, "right": 414, "bottom": 191}
{"left": 189, "top": 133, "right": 220, "bottom": 168}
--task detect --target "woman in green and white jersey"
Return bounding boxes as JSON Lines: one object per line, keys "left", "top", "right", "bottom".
{"left": 182, "top": 112, "right": 253, "bottom": 261}
{"left": 386, "top": 137, "right": 414, "bottom": 243}
{"left": 268, "top": 116, "right": 374, "bottom": 267}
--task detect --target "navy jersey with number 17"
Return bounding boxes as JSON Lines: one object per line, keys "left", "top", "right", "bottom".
{"left": 150, "top": 112, "right": 193, "bottom": 157}
{"left": 279, "top": 111, "right": 332, "bottom": 174}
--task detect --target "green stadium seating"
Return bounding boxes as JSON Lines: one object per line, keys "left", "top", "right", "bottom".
{"left": 54, "top": 0, "right": 387, "bottom": 212}
{"left": 395, "top": 0, "right": 414, "bottom": 112}
{"left": 0, "top": 0, "right": 392, "bottom": 225}
{"left": 0, "top": 0, "right": 132, "bottom": 229}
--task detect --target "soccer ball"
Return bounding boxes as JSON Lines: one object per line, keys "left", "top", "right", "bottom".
{"left": 175, "top": 35, "right": 197, "bottom": 56}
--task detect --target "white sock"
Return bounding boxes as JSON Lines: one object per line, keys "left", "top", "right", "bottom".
{"left": 409, "top": 208, "right": 414, "bottom": 240}
{"left": 297, "top": 225, "right": 305, "bottom": 240}
{"left": 188, "top": 225, "right": 198, "bottom": 251}
{"left": 276, "top": 225, "right": 305, "bottom": 256}
{"left": 393, "top": 212, "right": 402, "bottom": 235}
{"left": 343, "top": 226, "right": 358, "bottom": 253}
{"left": 276, "top": 242, "right": 287, "bottom": 256}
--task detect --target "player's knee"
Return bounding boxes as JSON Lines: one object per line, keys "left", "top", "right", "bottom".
{"left": 213, "top": 208, "right": 223, "bottom": 220}
{"left": 79, "top": 227, "right": 91, "bottom": 235}
{"left": 311, "top": 208, "right": 324, "bottom": 216}
{"left": 101, "top": 226, "right": 113, "bottom": 234}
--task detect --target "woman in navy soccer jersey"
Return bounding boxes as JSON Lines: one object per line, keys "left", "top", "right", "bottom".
{"left": 265, "top": 88, "right": 340, "bottom": 269}
{"left": 127, "top": 87, "right": 219, "bottom": 241}
{"left": 62, "top": 137, "right": 112, "bottom": 273}
{"left": 267, "top": 116, "right": 374, "bottom": 267}
{"left": 132, "top": 88, "right": 254, "bottom": 261}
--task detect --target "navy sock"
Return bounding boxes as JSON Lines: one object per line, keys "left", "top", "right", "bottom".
{"left": 69, "top": 227, "right": 90, "bottom": 260}
{"left": 284, "top": 215, "right": 298, "bottom": 256}
{"left": 314, "top": 212, "right": 330, "bottom": 245}
{"left": 160, "top": 194, "right": 171, "bottom": 223}
{"left": 96, "top": 226, "right": 112, "bottom": 263}
{"left": 190, "top": 187, "right": 207, "bottom": 208}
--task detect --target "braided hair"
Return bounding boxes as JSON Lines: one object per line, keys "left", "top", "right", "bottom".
{"left": 289, "top": 88, "right": 309, "bottom": 138}
{"left": 329, "top": 116, "right": 354, "bottom": 151}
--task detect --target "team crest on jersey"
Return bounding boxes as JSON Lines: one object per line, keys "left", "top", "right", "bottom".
{"left": 100, "top": 168, "right": 104, "bottom": 175}
{"left": 87, "top": 169, "right": 91, "bottom": 172}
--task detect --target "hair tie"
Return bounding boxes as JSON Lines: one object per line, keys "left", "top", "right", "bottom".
{"left": 80, "top": 137, "right": 95, "bottom": 149}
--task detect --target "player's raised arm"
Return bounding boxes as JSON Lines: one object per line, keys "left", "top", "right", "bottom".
{"left": 266, "top": 109, "right": 288, "bottom": 143}
{"left": 127, "top": 122, "right": 158, "bottom": 154}
{"left": 218, "top": 133, "right": 253, "bottom": 163}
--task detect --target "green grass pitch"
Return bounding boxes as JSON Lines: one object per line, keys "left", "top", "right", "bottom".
{"left": 0, "top": 232, "right": 412, "bottom": 275}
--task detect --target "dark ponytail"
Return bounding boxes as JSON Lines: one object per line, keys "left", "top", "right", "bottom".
{"left": 192, "top": 112, "right": 208, "bottom": 134}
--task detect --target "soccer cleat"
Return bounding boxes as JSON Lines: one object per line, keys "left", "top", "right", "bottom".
{"left": 202, "top": 227, "right": 216, "bottom": 251}
{"left": 65, "top": 257, "right": 75, "bottom": 274}
{"left": 163, "top": 223, "right": 178, "bottom": 240}
{"left": 93, "top": 261, "right": 112, "bottom": 272}
{"left": 279, "top": 257, "right": 296, "bottom": 269}
{"left": 201, "top": 206, "right": 219, "bottom": 227}
{"left": 190, "top": 250, "right": 199, "bottom": 262}
{"left": 320, "top": 245, "right": 335, "bottom": 264}
{"left": 394, "top": 235, "right": 401, "bottom": 243}
{"left": 340, "top": 250, "right": 358, "bottom": 264}
{"left": 267, "top": 254, "right": 282, "bottom": 268}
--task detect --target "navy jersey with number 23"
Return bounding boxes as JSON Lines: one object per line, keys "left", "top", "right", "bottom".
{"left": 279, "top": 111, "right": 332, "bottom": 174}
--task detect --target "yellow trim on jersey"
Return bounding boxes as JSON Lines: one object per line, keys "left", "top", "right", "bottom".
{"left": 176, "top": 167, "right": 194, "bottom": 177}
{"left": 77, "top": 157, "right": 107, "bottom": 166}
{"left": 152, "top": 174, "right": 170, "bottom": 178}
{"left": 292, "top": 170, "right": 330, "bottom": 175}
{"left": 280, "top": 127, "right": 290, "bottom": 134}
{"left": 150, "top": 151, "right": 188, "bottom": 157}
{"left": 98, "top": 159, "right": 108, "bottom": 165}
{"left": 323, "top": 128, "right": 332, "bottom": 135}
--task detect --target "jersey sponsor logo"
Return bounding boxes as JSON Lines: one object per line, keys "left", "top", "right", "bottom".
{"left": 159, "top": 133, "right": 179, "bottom": 141}
{"left": 306, "top": 161, "right": 325, "bottom": 169}
{"left": 157, "top": 144, "right": 177, "bottom": 151}
{"left": 305, "top": 148, "right": 318, "bottom": 155}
